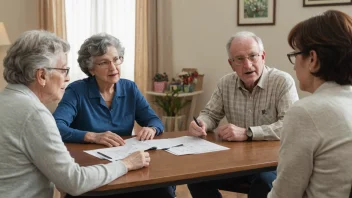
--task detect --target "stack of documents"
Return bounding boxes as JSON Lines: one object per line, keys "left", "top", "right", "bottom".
{"left": 84, "top": 136, "right": 229, "bottom": 161}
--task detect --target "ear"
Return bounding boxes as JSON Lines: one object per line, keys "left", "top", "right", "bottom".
{"left": 308, "top": 50, "right": 320, "bottom": 72}
{"left": 261, "top": 51, "right": 266, "bottom": 63}
{"left": 228, "top": 59, "right": 232, "bottom": 66}
{"left": 88, "top": 68, "right": 95, "bottom": 76}
{"left": 228, "top": 59, "right": 236, "bottom": 72}
{"left": 35, "top": 68, "right": 47, "bottom": 87}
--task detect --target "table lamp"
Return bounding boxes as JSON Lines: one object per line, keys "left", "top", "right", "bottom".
{"left": 0, "top": 22, "right": 10, "bottom": 46}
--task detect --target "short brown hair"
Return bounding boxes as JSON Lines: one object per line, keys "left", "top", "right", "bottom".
{"left": 288, "top": 10, "right": 352, "bottom": 85}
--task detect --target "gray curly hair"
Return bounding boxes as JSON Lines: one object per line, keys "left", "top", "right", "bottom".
{"left": 3, "top": 30, "right": 70, "bottom": 85}
{"left": 77, "top": 33, "right": 125, "bottom": 77}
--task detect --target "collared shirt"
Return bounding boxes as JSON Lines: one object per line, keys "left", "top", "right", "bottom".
{"left": 53, "top": 77, "right": 163, "bottom": 143}
{"left": 198, "top": 66, "right": 299, "bottom": 140}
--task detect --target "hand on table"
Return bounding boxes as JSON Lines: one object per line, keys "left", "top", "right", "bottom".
{"left": 85, "top": 131, "right": 125, "bottom": 147}
{"left": 186, "top": 119, "right": 207, "bottom": 137}
{"left": 121, "top": 151, "right": 150, "bottom": 171}
{"left": 136, "top": 127, "right": 156, "bottom": 141}
{"left": 217, "top": 124, "right": 247, "bottom": 141}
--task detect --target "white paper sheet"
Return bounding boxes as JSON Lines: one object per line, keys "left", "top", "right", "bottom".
{"left": 84, "top": 138, "right": 152, "bottom": 161}
{"left": 164, "top": 136, "right": 229, "bottom": 155}
{"left": 143, "top": 138, "right": 185, "bottom": 149}
{"left": 84, "top": 136, "right": 229, "bottom": 161}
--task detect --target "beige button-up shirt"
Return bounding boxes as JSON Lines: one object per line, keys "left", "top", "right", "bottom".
{"left": 198, "top": 66, "right": 299, "bottom": 140}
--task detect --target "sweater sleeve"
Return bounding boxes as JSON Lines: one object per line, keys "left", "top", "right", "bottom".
{"left": 268, "top": 105, "right": 320, "bottom": 198}
{"left": 21, "top": 107, "right": 127, "bottom": 196}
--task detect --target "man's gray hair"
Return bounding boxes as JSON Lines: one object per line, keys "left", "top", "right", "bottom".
{"left": 226, "top": 31, "right": 264, "bottom": 57}
{"left": 3, "top": 30, "right": 70, "bottom": 85}
{"left": 77, "top": 33, "right": 125, "bottom": 77}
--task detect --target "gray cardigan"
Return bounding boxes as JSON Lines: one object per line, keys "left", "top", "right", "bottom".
{"left": 268, "top": 82, "right": 352, "bottom": 198}
{"left": 0, "top": 84, "right": 127, "bottom": 198}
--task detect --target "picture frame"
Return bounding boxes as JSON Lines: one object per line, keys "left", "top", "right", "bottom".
{"left": 303, "top": 0, "right": 352, "bottom": 7}
{"left": 237, "top": 0, "right": 276, "bottom": 26}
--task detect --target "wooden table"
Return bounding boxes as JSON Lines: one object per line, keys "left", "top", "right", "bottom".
{"left": 66, "top": 131, "right": 279, "bottom": 196}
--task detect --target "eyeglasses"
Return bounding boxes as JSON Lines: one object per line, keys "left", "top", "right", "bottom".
{"left": 230, "top": 54, "right": 261, "bottom": 66}
{"left": 44, "top": 67, "right": 70, "bottom": 77}
{"left": 287, "top": 51, "right": 304, "bottom": 65}
{"left": 94, "top": 56, "right": 124, "bottom": 68}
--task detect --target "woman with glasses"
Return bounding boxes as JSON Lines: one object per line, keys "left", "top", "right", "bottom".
{"left": 53, "top": 33, "right": 175, "bottom": 197}
{"left": 268, "top": 10, "right": 352, "bottom": 198}
{"left": 54, "top": 33, "right": 163, "bottom": 146}
{"left": 0, "top": 30, "right": 152, "bottom": 197}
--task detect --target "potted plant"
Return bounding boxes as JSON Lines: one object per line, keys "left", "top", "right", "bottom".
{"left": 153, "top": 72, "right": 168, "bottom": 93}
{"left": 154, "top": 88, "right": 190, "bottom": 131}
{"left": 169, "top": 78, "right": 182, "bottom": 92}
{"left": 178, "top": 71, "right": 199, "bottom": 92}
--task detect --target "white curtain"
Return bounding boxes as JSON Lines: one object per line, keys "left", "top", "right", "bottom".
{"left": 65, "top": 0, "right": 135, "bottom": 82}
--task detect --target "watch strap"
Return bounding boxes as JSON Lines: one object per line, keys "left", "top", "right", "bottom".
{"left": 247, "top": 127, "right": 253, "bottom": 141}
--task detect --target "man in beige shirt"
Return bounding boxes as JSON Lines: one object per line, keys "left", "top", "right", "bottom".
{"left": 187, "top": 31, "right": 299, "bottom": 198}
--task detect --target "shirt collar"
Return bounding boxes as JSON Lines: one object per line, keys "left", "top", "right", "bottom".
{"left": 88, "top": 76, "right": 125, "bottom": 98}
{"left": 237, "top": 65, "right": 269, "bottom": 90}
{"left": 313, "top": 81, "right": 341, "bottom": 94}
{"left": 5, "top": 83, "right": 41, "bottom": 102}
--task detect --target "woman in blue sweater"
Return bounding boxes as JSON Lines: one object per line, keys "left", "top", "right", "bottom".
{"left": 54, "top": 33, "right": 174, "bottom": 198}
{"left": 54, "top": 33, "right": 163, "bottom": 147}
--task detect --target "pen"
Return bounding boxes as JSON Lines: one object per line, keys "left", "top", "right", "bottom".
{"left": 161, "top": 144, "right": 184, "bottom": 150}
{"left": 97, "top": 152, "right": 112, "bottom": 160}
{"left": 193, "top": 116, "right": 201, "bottom": 127}
{"left": 144, "top": 146, "right": 157, "bottom": 151}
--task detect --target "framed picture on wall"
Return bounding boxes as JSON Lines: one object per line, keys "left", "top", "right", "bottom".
{"left": 237, "top": 0, "right": 276, "bottom": 26}
{"left": 303, "top": 0, "right": 352, "bottom": 7}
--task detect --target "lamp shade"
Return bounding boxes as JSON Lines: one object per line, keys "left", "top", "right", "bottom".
{"left": 0, "top": 22, "right": 10, "bottom": 46}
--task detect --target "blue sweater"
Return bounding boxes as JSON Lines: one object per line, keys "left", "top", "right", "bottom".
{"left": 53, "top": 77, "right": 163, "bottom": 143}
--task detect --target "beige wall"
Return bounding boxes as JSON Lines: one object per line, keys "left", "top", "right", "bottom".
{"left": 170, "top": 0, "right": 352, "bottom": 116}
{"left": 0, "top": 0, "right": 39, "bottom": 89}
{"left": 0, "top": 0, "right": 351, "bottom": 114}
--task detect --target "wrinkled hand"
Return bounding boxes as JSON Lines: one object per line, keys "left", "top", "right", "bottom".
{"left": 217, "top": 124, "right": 247, "bottom": 141}
{"left": 136, "top": 127, "right": 156, "bottom": 141}
{"left": 187, "top": 119, "right": 207, "bottom": 137}
{"left": 121, "top": 151, "right": 150, "bottom": 171}
{"left": 89, "top": 131, "right": 126, "bottom": 147}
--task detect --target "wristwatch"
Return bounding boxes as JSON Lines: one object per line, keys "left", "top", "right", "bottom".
{"left": 246, "top": 127, "right": 253, "bottom": 141}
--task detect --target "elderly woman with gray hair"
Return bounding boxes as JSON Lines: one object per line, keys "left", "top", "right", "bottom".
{"left": 0, "top": 30, "right": 154, "bottom": 198}
{"left": 53, "top": 33, "right": 175, "bottom": 197}
{"left": 53, "top": 33, "right": 164, "bottom": 146}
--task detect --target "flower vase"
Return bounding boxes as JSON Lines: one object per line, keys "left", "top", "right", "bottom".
{"left": 162, "top": 116, "right": 175, "bottom": 132}
{"left": 183, "top": 84, "right": 193, "bottom": 93}
{"left": 154, "top": 81, "right": 166, "bottom": 93}
{"left": 162, "top": 115, "right": 186, "bottom": 132}
{"left": 175, "top": 115, "right": 186, "bottom": 131}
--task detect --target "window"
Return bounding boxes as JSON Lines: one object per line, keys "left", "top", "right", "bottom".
{"left": 65, "top": 0, "right": 135, "bottom": 82}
